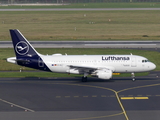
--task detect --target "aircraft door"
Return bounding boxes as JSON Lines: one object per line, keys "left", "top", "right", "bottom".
{"left": 94, "top": 60, "right": 97, "bottom": 65}
{"left": 131, "top": 57, "right": 136, "bottom": 67}
{"left": 38, "top": 57, "right": 44, "bottom": 67}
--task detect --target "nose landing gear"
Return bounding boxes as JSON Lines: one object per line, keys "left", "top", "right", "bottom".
{"left": 131, "top": 72, "right": 135, "bottom": 81}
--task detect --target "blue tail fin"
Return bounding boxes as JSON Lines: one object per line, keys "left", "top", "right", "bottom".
{"left": 9, "top": 29, "right": 51, "bottom": 72}
{"left": 10, "top": 29, "right": 39, "bottom": 58}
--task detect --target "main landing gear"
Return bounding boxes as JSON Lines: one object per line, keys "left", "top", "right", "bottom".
{"left": 131, "top": 72, "right": 135, "bottom": 81}
{"left": 82, "top": 76, "right": 87, "bottom": 82}
{"left": 82, "top": 73, "right": 88, "bottom": 82}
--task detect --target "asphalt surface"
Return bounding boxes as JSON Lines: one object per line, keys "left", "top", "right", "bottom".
{"left": 0, "top": 71, "right": 160, "bottom": 120}
{"left": 1, "top": 41, "right": 160, "bottom": 48}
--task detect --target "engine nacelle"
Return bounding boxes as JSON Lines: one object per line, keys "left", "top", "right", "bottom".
{"left": 96, "top": 69, "right": 112, "bottom": 80}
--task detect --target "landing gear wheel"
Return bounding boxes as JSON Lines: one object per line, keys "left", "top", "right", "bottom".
{"left": 82, "top": 76, "right": 87, "bottom": 82}
{"left": 131, "top": 72, "right": 136, "bottom": 82}
{"left": 132, "top": 78, "right": 135, "bottom": 82}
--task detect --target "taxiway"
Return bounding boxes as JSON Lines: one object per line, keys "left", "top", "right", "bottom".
{"left": 0, "top": 72, "right": 159, "bottom": 120}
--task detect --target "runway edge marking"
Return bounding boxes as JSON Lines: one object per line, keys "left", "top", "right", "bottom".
{"left": 0, "top": 98, "right": 35, "bottom": 112}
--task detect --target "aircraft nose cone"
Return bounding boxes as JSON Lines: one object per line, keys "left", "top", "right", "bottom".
{"left": 151, "top": 63, "right": 156, "bottom": 70}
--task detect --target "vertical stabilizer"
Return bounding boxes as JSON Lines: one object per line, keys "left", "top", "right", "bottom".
{"left": 9, "top": 29, "right": 51, "bottom": 72}
{"left": 9, "top": 29, "right": 39, "bottom": 58}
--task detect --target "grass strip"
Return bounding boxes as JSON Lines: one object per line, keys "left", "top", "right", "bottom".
{"left": 0, "top": 10, "right": 159, "bottom": 40}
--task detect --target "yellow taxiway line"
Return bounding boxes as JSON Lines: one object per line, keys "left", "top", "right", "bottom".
{"left": 121, "top": 97, "right": 149, "bottom": 100}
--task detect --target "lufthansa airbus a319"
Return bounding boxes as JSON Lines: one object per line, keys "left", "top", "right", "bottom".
{"left": 7, "top": 29, "right": 156, "bottom": 82}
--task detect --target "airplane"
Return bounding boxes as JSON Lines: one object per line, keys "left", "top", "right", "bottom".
{"left": 7, "top": 29, "right": 156, "bottom": 82}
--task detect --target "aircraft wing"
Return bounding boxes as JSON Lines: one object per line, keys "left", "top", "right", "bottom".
{"left": 67, "top": 64, "right": 112, "bottom": 73}
{"left": 69, "top": 65, "right": 98, "bottom": 70}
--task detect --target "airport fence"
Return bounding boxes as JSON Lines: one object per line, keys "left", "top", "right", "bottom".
{"left": 0, "top": 0, "right": 160, "bottom": 4}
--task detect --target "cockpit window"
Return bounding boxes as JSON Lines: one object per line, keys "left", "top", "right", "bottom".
{"left": 142, "top": 60, "right": 150, "bottom": 63}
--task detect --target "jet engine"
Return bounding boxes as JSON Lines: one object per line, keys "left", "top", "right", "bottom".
{"left": 95, "top": 69, "right": 112, "bottom": 80}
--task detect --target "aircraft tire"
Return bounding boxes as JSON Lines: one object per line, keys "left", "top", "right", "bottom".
{"left": 82, "top": 76, "right": 87, "bottom": 82}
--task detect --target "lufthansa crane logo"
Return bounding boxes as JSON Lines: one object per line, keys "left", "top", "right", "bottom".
{"left": 15, "top": 41, "right": 29, "bottom": 55}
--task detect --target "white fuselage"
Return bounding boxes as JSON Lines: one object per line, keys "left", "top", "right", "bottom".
{"left": 40, "top": 54, "right": 156, "bottom": 74}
